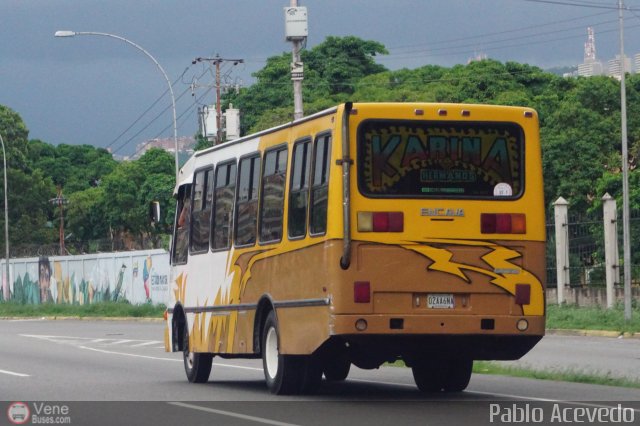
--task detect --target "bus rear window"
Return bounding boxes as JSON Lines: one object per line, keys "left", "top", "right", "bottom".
{"left": 357, "top": 120, "right": 524, "bottom": 198}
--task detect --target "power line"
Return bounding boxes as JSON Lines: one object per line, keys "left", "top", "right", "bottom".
{"left": 110, "top": 82, "right": 194, "bottom": 155}
{"left": 520, "top": 0, "right": 628, "bottom": 10}
{"left": 104, "top": 67, "right": 194, "bottom": 152}
{"left": 382, "top": 18, "right": 619, "bottom": 60}
{"left": 131, "top": 88, "right": 208, "bottom": 159}
{"left": 388, "top": 10, "right": 614, "bottom": 52}
{"left": 110, "top": 67, "right": 212, "bottom": 155}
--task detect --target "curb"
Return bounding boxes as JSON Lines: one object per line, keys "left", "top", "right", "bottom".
{"left": 0, "top": 316, "right": 164, "bottom": 322}
{"left": 547, "top": 328, "right": 640, "bottom": 339}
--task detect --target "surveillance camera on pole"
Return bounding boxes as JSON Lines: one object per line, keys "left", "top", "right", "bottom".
{"left": 284, "top": 4, "right": 307, "bottom": 120}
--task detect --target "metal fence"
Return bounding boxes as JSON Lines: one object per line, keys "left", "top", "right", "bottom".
{"left": 546, "top": 207, "right": 640, "bottom": 288}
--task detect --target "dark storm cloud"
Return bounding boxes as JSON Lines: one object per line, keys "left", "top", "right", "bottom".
{"left": 0, "top": 0, "right": 637, "bottom": 153}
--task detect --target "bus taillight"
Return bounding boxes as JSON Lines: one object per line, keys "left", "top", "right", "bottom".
{"left": 515, "top": 284, "right": 531, "bottom": 305}
{"left": 357, "top": 212, "right": 404, "bottom": 232}
{"left": 354, "top": 281, "right": 371, "bottom": 303}
{"left": 480, "top": 213, "right": 526, "bottom": 234}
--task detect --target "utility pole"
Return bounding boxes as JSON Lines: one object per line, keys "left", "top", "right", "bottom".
{"left": 618, "top": 0, "right": 632, "bottom": 322}
{"left": 49, "top": 187, "right": 68, "bottom": 256}
{"left": 285, "top": 1, "right": 308, "bottom": 120}
{"left": 192, "top": 55, "right": 244, "bottom": 145}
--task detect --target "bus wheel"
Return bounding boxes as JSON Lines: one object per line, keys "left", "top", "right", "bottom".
{"left": 262, "top": 311, "right": 321, "bottom": 394}
{"left": 182, "top": 322, "right": 213, "bottom": 383}
{"left": 411, "top": 361, "right": 447, "bottom": 392}
{"left": 323, "top": 358, "right": 350, "bottom": 382}
{"left": 443, "top": 359, "right": 473, "bottom": 392}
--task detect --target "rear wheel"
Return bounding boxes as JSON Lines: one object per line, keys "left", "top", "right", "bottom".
{"left": 182, "top": 322, "right": 213, "bottom": 383}
{"left": 443, "top": 359, "right": 473, "bottom": 392}
{"left": 262, "top": 311, "right": 322, "bottom": 394}
{"left": 411, "top": 358, "right": 472, "bottom": 392}
{"left": 323, "top": 358, "right": 350, "bottom": 382}
{"left": 411, "top": 361, "right": 447, "bottom": 392}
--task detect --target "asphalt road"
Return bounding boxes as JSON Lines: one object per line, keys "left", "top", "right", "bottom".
{"left": 1, "top": 319, "right": 639, "bottom": 426}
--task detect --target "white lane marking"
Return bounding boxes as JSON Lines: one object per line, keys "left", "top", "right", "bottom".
{"left": 9, "top": 318, "right": 45, "bottom": 322}
{"left": 214, "top": 363, "right": 263, "bottom": 372}
{"left": 351, "top": 378, "right": 640, "bottom": 412}
{"left": 168, "top": 402, "right": 300, "bottom": 426}
{"left": 71, "top": 339, "right": 639, "bottom": 410}
{"left": 106, "top": 339, "right": 135, "bottom": 345}
{"left": 21, "top": 334, "right": 94, "bottom": 340}
{"left": 0, "top": 369, "right": 30, "bottom": 377}
{"left": 130, "top": 341, "right": 162, "bottom": 347}
{"left": 21, "top": 334, "right": 160, "bottom": 347}
{"left": 79, "top": 346, "right": 181, "bottom": 362}
{"left": 467, "top": 390, "right": 640, "bottom": 413}
{"left": 78, "top": 345, "right": 263, "bottom": 372}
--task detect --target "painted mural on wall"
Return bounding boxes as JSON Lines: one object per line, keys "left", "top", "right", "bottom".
{"left": 0, "top": 249, "right": 169, "bottom": 305}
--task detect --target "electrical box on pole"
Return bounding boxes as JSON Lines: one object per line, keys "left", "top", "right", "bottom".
{"left": 284, "top": 7, "right": 308, "bottom": 40}
{"left": 285, "top": 4, "right": 307, "bottom": 120}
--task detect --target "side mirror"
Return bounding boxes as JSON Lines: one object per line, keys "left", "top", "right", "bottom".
{"left": 149, "top": 201, "right": 161, "bottom": 223}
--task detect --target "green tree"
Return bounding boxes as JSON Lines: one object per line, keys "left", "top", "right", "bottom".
{"left": 0, "top": 107, "right": 57, "bottom": 254}
{"left": 223, "top": 36, "right": 389, "bottom": 134}
{"left": 97, "top": 148, "right": 175, "bottom": 247}
{"left": 29, "top": 142, "right": 116, "bottom": 192}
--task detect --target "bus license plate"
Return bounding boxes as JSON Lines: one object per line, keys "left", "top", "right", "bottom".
{"left": 427, "top": 294, "right": 454, "bottom": 309}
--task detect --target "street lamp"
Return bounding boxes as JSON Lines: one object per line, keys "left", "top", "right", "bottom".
{"left": 0, "top": 133, "right": 9, "bottom": 296}
{"left": 617, "top": 2, "right": 632, "bottom": 321}
{"left": 54, "top": 30, "right": 179, "bottom": 182}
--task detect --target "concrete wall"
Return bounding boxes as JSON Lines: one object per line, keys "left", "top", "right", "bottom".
{"left": 0, "top": 249, "right": 170, "bottom": 305}
{"left": 547, "top": 287, "right": 640, "bottom": 308}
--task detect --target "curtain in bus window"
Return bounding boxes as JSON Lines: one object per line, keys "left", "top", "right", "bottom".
{"left": 260, "top": 147, "right": 287, "bottom": 243}
{"left": 172, "top": 185, "right": 191, "bottom": 265}
{"left": 212, "top": 163, "right": 236, "bottom": 250}
{"left": 190, "top": 169, "right": 213, "bottom": 252}
{"left": 310, "top": 135, "right": 331, "bottom": 235}
{"left": 235, "top": 156, "right": 260, "bottom": 246}
{"left": 288, "top": 140, "right": 311, "bottom": 239}
{"left": 358, "top": 120, "right": 524, "bottom": 198}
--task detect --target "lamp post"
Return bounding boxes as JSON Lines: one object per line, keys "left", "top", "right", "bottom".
{"left": 0, "top": 134, "right": 9, "bottom": 295}
{"left": 617, "top": 1, "right": 632, "bottom": 322}
{"left": 54, "top": 30, "right": 179, "bottom": 182}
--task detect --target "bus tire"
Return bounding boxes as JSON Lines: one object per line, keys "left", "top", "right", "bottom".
{"left": 323, "top": 358, "right": 350, "bottom": 382}
{"left": 411, "top": 361, "right": 447, "bottom": 392}
{"left": 443, "top": 359, "right": 473, "bottom": 392}
{"left": 182, "top": 322, "right": 213, "bottom": 383}
{"left": 300, "top": 356, "right": 323, "bottom": 394}
{"left": 262, "top": 311, "right": 317, "bottom": 395}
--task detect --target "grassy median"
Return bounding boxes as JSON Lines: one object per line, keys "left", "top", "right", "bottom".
{"left": 546, "top": 303, "right": 640, "bottom": 334}
{"left": 0, "top": 301, "right": 165, "bottom": 318}
{"left": 473, "top": 361, "right": 640, "bottom": 389}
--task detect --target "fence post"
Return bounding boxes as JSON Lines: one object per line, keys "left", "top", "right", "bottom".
{"left": 602, "top": 193, "right": 620, "bottom": 309}
{"left": 554, "top": 197, "right": 570, "bottom": 304}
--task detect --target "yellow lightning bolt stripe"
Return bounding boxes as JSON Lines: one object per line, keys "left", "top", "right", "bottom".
{"left": 405, "top": 239, "right": 544, "bottom": 316}
{"left": 173, "top": 272, "right": 187, "bottom": 303}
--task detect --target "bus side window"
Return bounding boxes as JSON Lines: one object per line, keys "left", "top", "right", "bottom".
{"left": 260, "top": 146, "right": 287, "bottom": 243}
{"left": 235, "top": 154, "right": 260, "bottom": 247}
{"left": 172, "top": 184, "right": 191, "bottom": 265}
{"left": 212, "top": 161, "right": 236, "bottom": 250}
{"left": 288, "top": 139, "right": 311, "bottom": 239}
{"left": 310, "top": 134, "right": 331, "bottom": 236}
{"left": 190, "top": 167, "right": 214, "bottom": 253}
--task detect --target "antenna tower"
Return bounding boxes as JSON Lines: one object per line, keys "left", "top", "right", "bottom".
{"left": 584, "top": 27, "right": 596, "bottom": 61}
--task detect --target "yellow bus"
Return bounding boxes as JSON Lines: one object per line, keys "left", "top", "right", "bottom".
{"left": 165, "top": 102, "right": 546, "bottom": 395}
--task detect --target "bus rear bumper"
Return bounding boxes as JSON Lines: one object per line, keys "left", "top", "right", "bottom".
{"left": 329, "top": 314, "right": 544, "bottom": 361}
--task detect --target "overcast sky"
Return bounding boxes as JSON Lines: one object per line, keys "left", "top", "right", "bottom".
{"left": 2, "top": 0, "right": 640, "bottom": 157}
